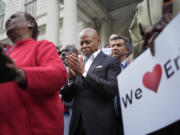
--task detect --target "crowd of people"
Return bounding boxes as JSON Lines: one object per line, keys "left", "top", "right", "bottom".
{"left": 0, "top": 0, "right": 180, "bottom": 135}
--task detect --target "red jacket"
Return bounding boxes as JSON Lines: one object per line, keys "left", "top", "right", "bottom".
{"left": 0, "top": 38, "right": 68, "bottom": 135}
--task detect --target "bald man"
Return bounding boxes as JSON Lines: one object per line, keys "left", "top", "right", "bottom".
{"left": 61, "top": 28, "right": 121, "bottom": 135}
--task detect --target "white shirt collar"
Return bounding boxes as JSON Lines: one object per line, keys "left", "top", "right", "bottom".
{"left": 121, "top": 58, "right": 128, "bottom": 66}
{"left": 83, "top": 50, "right": 101, "bottom": 77}
{"left": 121, "top": 58, "right": 128, "bottom": 71}
{"left": 85, "top": 49, "right": 100, "bottom": 61}
{"left": 92, "top": 49, "right": 100, "bottom": 59}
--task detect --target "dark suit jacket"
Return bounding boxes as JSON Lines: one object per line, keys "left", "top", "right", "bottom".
{"left": 61, "top": 51, "right": 121, "bottom": 135}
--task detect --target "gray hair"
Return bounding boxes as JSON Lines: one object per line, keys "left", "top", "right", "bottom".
{"left": 111, "top": 35, "right": 133, "bottom": 56}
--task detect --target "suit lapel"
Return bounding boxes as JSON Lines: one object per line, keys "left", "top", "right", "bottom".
{"left": 88, "top": 51, "right": 106, "bottom": 73}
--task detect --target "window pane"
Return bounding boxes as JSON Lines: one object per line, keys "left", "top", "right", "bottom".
{"left": 0, "top": 0, "right": 6, "bottom": 32}
{"left": 0, "top": 14, "right": 4, "bottom": 32}
{"left": 25, "top": 0, "right": 37, "bottom": 17}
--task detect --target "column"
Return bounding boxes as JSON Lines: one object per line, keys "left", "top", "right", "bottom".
{"left": 62, "top": 0, "right": 77, "bottom": 48}
{"left": 100, "top": 20, "right": 112, "bottom": 47}
{"left": 46, "top": 0, "right": 59, "bottom": 47}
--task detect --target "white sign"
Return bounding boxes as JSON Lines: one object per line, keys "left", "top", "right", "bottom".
{"left": 117, "top": 14, "right": 180, "bottom": 135}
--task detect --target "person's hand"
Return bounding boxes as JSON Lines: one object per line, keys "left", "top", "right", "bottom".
{"left": 66, "top": 53, "right": 84, "bottom": 76}
{"left": 0, "top": 46, "right": 27, "bottom": 89}
{"left": 142, "top": 13, "right": 173, "bottom": 56}
{"left": 68, "top": 67, "right": 76, "bottom": 82}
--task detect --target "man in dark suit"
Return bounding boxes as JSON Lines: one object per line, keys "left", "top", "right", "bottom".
{"left": 61, "top": 28, "right": 121, "bottom": 135}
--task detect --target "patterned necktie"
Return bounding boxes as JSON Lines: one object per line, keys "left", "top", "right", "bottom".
{"left": 163, "top": 0, "right": 173, "bottom": 15}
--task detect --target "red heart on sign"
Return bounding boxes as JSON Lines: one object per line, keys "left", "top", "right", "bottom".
{"left": 143, "top": 64, "right": 162, "bottom": 93}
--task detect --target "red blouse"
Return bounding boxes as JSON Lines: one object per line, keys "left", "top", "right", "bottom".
{"left": 0, "top": 38, "right": 68, "bottom": 135}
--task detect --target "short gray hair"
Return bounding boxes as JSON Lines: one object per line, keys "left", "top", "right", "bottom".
{"left": 111, "top": 36, "right": 133, "bottom": 56}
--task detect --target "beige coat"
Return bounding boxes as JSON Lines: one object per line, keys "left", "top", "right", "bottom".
{"left": 129, "top": 0, "right": 180, "bottom": 57}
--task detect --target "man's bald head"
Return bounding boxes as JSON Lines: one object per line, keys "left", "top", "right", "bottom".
{"left": 79, "top": 28, "right": 100, "bottom": 58}
{"left": 80, "top": 28, "right": 100, "bottom": 41}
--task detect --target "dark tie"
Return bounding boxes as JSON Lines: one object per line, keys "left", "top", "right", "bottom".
{"left": 121, "top": 62, "right": 127, "bottom": 71}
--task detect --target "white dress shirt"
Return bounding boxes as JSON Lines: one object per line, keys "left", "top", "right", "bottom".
{"left": 82, "top": 50, "right": 100, "bottom": 77}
